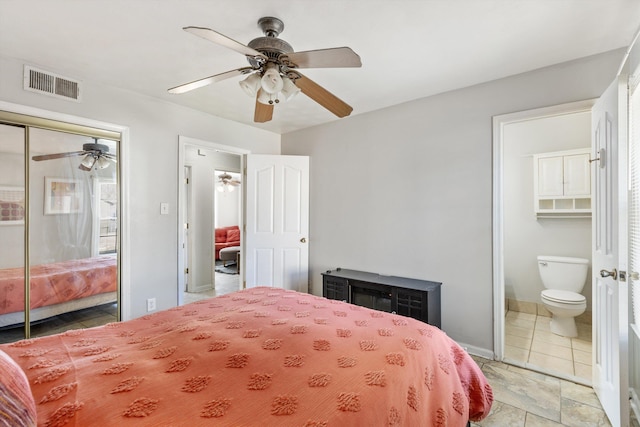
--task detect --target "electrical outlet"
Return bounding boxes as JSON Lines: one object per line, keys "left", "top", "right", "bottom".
{"left": 147, "top": 298, "right": 156, "bottom": 312}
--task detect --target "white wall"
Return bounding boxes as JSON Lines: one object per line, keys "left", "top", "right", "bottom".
{"left": 0, "top": 55, "right": 280, "bottom": 319}
{"left": 215, "top": 187, "right": 240, "bottom": 227}
{"left": 281, "top": 49, "right": 624, "bottom": 354}
{"left": 503, "top": 112, "right": 593, "bottom": 309}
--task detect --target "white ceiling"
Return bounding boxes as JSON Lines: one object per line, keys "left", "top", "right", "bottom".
{"left": 1, "top": 0, "right": 639, "bottom": 135}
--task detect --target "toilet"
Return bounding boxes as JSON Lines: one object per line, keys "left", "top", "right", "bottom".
{"left": 538, "top": 255, "right": 589, "bottom": 338}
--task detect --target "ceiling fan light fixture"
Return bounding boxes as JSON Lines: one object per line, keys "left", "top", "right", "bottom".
{"left": 239, "top": 72, "right": 261, "bottom": 97}
{"left": 280, "top": 76, "right": 301, "bottom": 102}
{"left": 260, "top": 64, "right": 283, "bottom": 94}
{"left": 79, "top": 154, "right": 96, "bottom": 171}
{"left": 257, "top": 89, "right": 277, "bottom": 105}
{"left": 95, "top": 156, "right": 111, "bottom": 170}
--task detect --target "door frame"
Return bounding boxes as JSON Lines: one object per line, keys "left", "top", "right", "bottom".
{"left": 183, "top": 165, "right": 191, "bottom": 291}
{"left": 492, "top": 99, "right": 595, "bottom": 362}
{"left": 177, "top": 136, "right": 249, "bottom": 305}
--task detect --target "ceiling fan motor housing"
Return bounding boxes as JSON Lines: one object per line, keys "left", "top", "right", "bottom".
{"left": 83, "top": 143, "right": 109, "bottom": 153}
{"left": 247, "top": 37, "right": 293, "bottom": 67}
{"left": 247, "top": 17, "right": 293, "bottom": 69}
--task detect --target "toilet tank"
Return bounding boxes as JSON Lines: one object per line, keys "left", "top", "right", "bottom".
{"left": 537, "top": 255, "right": 589, "bottom": 292}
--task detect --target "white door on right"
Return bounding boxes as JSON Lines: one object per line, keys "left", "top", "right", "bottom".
{"left": 592, "top": 75, "right": 630, "bottom": 427}
{"left": 244, "top": 154, "right": 309, "bottom": 292}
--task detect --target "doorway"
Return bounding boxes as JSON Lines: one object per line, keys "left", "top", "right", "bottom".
{"left": 493, "top": 99, "right": 595, "bottom": 384}
{"left": 212, "top": 169, "right": 242, "bottom": 296}
{"left": 177, "top": 136, "right": 248, "bottom": 306}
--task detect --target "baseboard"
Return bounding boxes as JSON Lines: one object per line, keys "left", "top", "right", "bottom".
{"left": 456, "top": 341, "right": 494, "bottom": 360}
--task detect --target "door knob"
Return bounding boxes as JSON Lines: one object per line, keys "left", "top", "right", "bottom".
{"left": 599, "top": 268, "right": 617, "bottom": 280}
{"left": 300, "top": 237, "right": 307, "bottom": 243}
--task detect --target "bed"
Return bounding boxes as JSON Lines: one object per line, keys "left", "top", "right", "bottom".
{"left": 0, "top": 287, "right": 493, "bottom": 426}
{"left": 0, "top": 256, "right": 117, "bottom": 328}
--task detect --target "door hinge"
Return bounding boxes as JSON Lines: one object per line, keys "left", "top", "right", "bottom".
{"left": 184, "top": 178, "right": 189, "bottom": 184}
{"left": 184, "top": 223, "right": 189, "bottom": 229}
{"left": 184, "top": 268, "right": 189, "bottom": 274}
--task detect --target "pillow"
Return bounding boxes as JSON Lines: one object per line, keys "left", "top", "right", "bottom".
{"left": 226, "top": 228, "right": 240, "bottom": 242}
{"left": 0, "top": 349, "right": 36, "bottom": 426}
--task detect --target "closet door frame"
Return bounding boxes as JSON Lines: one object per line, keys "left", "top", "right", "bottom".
{"left": 0, "top": 102, "right": 130, "bottom": 338}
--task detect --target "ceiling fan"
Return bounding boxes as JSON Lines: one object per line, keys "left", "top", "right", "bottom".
{"left": 31, "top": 138, "right": 116, "bottom": 171}
{"left": 217, "top": 172, "right": 240, "bottom": 192}
{"left": 168, "top": 16, "right": 362, "bottom": 123}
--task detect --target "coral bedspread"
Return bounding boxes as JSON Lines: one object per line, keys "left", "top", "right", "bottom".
{"left": 0, "top": 256, "right": 116, "bottom": 315}
{"left": 0, "top": 287, "right": 492, "bottom": 426}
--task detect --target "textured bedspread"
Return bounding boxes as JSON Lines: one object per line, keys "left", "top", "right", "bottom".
{"left": 0, "top": 256, "right": 116, "bottom": 315}
{"left": 0, "top": 287, "right": 492, "bottom": 426}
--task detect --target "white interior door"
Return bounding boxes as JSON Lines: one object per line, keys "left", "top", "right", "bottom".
{"left": 245, "top": 154, "right": 309, "bottom": 291}
{"left": 592, "top": 75, "right": 630, "bottom": 427}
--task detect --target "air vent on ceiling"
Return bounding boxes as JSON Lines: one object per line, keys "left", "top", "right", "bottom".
{"left": 23, "top": 65, "right": 82, "bottom": 102}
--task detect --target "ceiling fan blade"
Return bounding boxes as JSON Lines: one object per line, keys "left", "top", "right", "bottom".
{"left": 293, "top": 73, "right": 353, "bottom": 118}
{"left": 32, "top": 151, "right": 85, "bottom": 161}
{"left": 284, "top": 47, "right": 362, "bottom": 69}
{"left": 168, "top": 67, "right": 253, "bottom": 94}
{"left": 254, "top": 90, "right": 274, "bottom": 123}
{"left": 183, "top": 26, "right": 266, "bottom": 59}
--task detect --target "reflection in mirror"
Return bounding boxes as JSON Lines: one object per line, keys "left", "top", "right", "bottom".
{"left": 0, "top": 124, "right": 119, "bottom": 343}
{"left": 0, "top": 124, "right": 26, "bottom": 342}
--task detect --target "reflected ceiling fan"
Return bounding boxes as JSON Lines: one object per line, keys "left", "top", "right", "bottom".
{"left": 216, "top": 172, "right": 240, "bottom": 192}
{"left": 32, "top": 138, "right": 116, "bottom": 171}
{"left": 168, "top": 16, "right": 362, "bottom": 123}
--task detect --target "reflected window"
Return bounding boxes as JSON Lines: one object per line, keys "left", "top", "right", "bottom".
{"left": 96, "top": 180, "right": 117, "bottom": 255}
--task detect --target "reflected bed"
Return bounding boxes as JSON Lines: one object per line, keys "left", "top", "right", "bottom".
{"left": 0, "top": 256, "right": 117, "bottom": 327}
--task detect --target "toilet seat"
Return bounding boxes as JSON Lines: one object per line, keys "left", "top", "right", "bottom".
{"left": 541, "top": 289, "right": 586, "bottom": 305}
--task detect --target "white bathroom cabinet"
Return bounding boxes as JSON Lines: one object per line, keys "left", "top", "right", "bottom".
{"left": 533, "top": 148, "right": 591, "bottom": 217}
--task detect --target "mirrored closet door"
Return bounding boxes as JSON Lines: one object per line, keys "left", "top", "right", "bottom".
{"left": 0, "top": 114, "right": 121, "bottom": 343}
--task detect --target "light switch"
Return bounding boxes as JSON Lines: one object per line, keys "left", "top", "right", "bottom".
{"left": 160, "top": 203, "right": 169, "bottom": 215}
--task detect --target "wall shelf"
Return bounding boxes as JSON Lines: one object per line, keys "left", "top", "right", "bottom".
{"left": 533, "top": 148, "right": 592, "bottom": 218}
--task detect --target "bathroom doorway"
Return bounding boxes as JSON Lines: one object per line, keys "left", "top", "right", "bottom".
{"left": 493, "top": 100, "right": 594, "bottom": 384}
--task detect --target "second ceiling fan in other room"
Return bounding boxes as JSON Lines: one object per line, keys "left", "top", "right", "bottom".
{"left": 216, "top": 172, "right": 240, "bottom": 192}
{"left": 168, "top": 16, "right": 362, "bottom": 123}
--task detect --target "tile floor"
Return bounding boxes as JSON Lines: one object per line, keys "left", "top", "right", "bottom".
{"left": 471, "top": 355, "right": 640, "bottom": 426}
{"left": 504, "top": 310, "right": 592, "bottom": 383}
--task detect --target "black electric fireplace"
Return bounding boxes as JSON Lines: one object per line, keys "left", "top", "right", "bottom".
{"left": 351, "top": 285, "right": 392, "bottom": 313}
{"left": 322, "top": 268, "right": 441, "bottom": 328}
